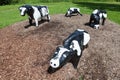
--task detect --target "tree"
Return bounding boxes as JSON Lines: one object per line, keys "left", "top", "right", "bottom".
{"left": 0, "top": 0, "right": 12, "bottom": 5}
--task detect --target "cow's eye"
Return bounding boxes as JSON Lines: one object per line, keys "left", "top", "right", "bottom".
{"left": 50, "top": 62, "right": 52, "bottom": 64}
{"left": 54, "top": 64, "right": 56, "bottom": 66}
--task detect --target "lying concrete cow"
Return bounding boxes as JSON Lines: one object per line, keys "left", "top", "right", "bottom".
{"left": 47, "top": 29, "right": 90, "bottom": 73}
{"left": 89, "top": 9, "right": 107, "bottom": 29}
{"left": 65, "top": 7, "right": 83, "bottom": 17}
{"left": 19, "top": 5, "right": 50, "bottom": 26}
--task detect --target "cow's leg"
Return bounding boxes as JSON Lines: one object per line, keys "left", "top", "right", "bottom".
{"left": 102, "top": 18, "right": 106, "bottom": 25}
{"left": 47, "top": 15, "right": 50, "bottom": 22}
{"left": 41, "top": 17, "right": 44, "bottom": 21}
{"left": 29, "top": 18, "right": 32, "bottom": 25}
{"left": 35, "top": 18, "right": 39, "bottom": 26}
{"left": 65, "top": 12, "right": 68, "bottom": 17}
{"left": 69, "top": 13, "right": 72, "bottom": 17}
{"left": 70, "top": 55, "right": 80, "bottom": 69}
{"left": 69, "top": 10, "right": 72, "bottom": 17}
{"left": 89, "top": 14, "right": 95, "bottom": 26}
{"left": 78, "top": 11, "right": 83, "bottom": 16}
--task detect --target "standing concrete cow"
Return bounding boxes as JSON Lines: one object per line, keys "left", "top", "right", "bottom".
{"left": 19, "top": 5, "right": 50, "bottom": 26}
{"left": 65, "top": 7, "right": 83, "bottom": 17}
{"left": 89, "top": 9, "right": 107, "bottom": 29}
{"left": 47, "top": 29, "right": 90, "bottom": 73}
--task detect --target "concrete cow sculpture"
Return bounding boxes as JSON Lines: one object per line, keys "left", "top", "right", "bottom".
{"left": 19, "top": 5, "right": 50, "bottom": 26}
{"left": 65, "top": 7, "right": 83, "bottom": 17}
{"left": 89, "top": 9, "right": 107, "bottom": 29}
{"left": 47, "top": 29, "right": 90, "bottom": 73}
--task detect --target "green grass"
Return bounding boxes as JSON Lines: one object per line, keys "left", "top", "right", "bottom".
{"left": 0, "top": 2, "right": 120, "bottom": 28}
{"left": 0, "top": 5, "right": 27, "bottom": 28}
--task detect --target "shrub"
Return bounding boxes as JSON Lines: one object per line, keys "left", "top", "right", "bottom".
{"left": 0, "top": 0, "right": 12, "bottom": 5}
{"left": 0, "top": 0, "right": 120, "bottom": 5}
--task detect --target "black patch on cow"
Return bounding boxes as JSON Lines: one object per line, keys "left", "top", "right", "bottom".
{"left": 63, "top": 30, "right": 84, "bottom": 50}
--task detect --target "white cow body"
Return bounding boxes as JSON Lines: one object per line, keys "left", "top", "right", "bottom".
{"left": 19, "top": 5, "right": 50, "bottom": 26}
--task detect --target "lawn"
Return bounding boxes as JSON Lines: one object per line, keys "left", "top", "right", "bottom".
{"left": 0, "top": 2, "right": 120, "bottom": 28}
{"left": 0, "top": 5, "right": 27, "bottom": 28}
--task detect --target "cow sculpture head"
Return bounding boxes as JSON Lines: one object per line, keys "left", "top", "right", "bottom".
{"left": 19, "top": 6, "right": 27, "bottom": 16}
{"left": 48, "top": 46, "right": 73, "bottom": 73}
{"left": 19, "top": 5, "right": 33, "bottom": 16}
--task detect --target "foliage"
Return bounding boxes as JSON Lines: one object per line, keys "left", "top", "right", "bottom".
{"left": 1, "top": 0, "right": 120, "bottom": 5}
{"left": 0, "top": 0, "right": 72, "bottom": 5}
{"left": 0, "top": 0, "right": 11, "bottom": 5}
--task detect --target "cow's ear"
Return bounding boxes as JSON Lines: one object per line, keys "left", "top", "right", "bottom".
{"left": 56, "top": 46, "right": 63, "bottom": 51}
{"left": 56, "top": 46, "right": 60, "bottom": 51}
{"left": 58, "top": 45, "right": 63, "bottom": 48}
{"left": 26, "top": 8, "right": 28, "bottom": 11}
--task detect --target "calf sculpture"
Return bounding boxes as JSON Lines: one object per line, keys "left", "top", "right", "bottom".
{"left": 19, "top": 5, "right": 50, "bottom": 26}
{"left": 65, "top": 7, "right": 83, "bottom": 17}
{"left": 89, "top": 9, "right": 107, "bottom": 29}
{"left": 47, "top": 29, "right": 90, "bottom": 73}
